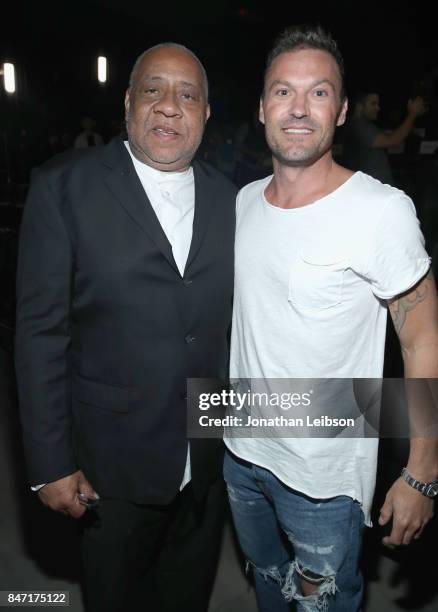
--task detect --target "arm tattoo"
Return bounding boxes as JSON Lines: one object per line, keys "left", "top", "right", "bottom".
{"left": 389, "top": 273, "right": 431, "bottom": 335}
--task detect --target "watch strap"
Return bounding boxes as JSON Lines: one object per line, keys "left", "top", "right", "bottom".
{"left": 401, "top": 467, "right": 438, "bottom": 498}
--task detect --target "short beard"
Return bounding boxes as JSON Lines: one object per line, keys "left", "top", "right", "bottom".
{"left": 266, "top": 121, "right": 336, "bottom": 168}
{"left": 269, "top": 139, "right": 332, "bottom": 168}
{"left": 271, "top": 146, "right": 320, "bottom": 168}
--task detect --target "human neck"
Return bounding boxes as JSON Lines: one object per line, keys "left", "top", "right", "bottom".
{"left": 265, "top": 153, "right": 350, "bottom": 210}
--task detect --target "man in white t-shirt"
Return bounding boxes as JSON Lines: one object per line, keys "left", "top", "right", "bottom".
{"left": 224, "top": 24, "right": 438, "bottom": 612}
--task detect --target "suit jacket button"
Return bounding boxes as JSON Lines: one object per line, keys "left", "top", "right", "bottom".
{"left": 183, "top": 279, "right": 193, "bottom": 287}
{"left": 184, "top": 334, "right": 196, "bottom": 344}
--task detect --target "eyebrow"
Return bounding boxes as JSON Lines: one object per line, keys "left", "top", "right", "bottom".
{"left": 140, "top": 75, "right": 199, "bottom": 89}
{"left": 268, "top": 78, "right": 337, "bottom": 92}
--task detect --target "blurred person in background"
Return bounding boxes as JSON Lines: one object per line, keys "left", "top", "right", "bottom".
{"left": 74, "top": 116, "right": 104, "bottom": 148}
{"left": 234, "top": 104, "right": 272, "bottom": 187}
{"left": 342, "top": 90, "right": 427, "bottom": 184}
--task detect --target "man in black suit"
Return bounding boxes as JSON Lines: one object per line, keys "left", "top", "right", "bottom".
{"left": 15, "top": 43, "right": 236, "bottom": 612}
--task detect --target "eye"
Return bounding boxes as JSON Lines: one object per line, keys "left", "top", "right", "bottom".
{"left": 276, "top": 89, "right": 289, "bottom": 96}
{"left": 181, "top": 92, "right": 196, "bottom": 100}
{"left": 314, "top": 89, "right": 328, "bottom": 97}
{"left": 144, "top": 87, "right": 159, "bottom": 95}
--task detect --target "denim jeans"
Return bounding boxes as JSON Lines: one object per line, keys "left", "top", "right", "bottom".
{"left": 224, "top": 451, "right": 364, "bottom": 612}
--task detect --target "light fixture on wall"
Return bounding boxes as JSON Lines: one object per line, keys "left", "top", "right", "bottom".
{"left": 97, "top": 56, "right": 107, "bottom": 83}
{"left": 2, "top": 63, "right": 16, "bottom": 93}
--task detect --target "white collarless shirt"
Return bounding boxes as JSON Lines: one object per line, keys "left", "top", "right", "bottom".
{"left": 126, "top": 141, "right": 194, "bottom": 489}
{"left": 125, "top": 141, "right": 195, "bottom": 276}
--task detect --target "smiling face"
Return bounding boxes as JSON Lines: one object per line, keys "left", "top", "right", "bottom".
{"left": 125, "top": 46, "right": 210, "bottom": 172}
{"left": 260, "top": 48, "right": 347, "bottom": 168}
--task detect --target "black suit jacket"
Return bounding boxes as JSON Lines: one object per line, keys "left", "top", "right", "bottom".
{"left": 15, "top": 136, "right": 236, "bottom": 504}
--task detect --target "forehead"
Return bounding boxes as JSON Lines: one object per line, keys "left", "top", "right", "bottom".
{"left": 133, "top": 48, "right": 204, "bottom": 89}
{"left": 266, "top": 48, "right": 341, "bottom": 89}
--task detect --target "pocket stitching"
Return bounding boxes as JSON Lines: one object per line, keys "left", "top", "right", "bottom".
{"left": 73, "top": 374, "right": 139, "bottom": 413}
{"left": 288, "top": 254, "right": 347, "bottom": 310}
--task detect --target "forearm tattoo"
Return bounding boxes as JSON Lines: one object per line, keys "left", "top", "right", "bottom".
{"left": 389, "top": 273, "right": 432, "bottom": 335}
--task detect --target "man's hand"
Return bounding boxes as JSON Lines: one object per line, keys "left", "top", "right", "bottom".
{"left": 378, "top": 477, "right": 434, "bottom": 547}
{"left": 407, "top": 96, "right": 428, "bottom": 118}
{"left": 37, "top": 470, "right": 99, "bottom": 519}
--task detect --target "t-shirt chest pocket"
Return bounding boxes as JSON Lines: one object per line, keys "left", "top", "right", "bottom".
{"left": 288, "top": 252, "right": 348, "bottom": 310}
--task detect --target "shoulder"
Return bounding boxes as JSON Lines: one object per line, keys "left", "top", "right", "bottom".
{"left": 349, "top": 171, "right": 409, "bottom": 207}
{"left": 344, "top": 118, "right": 379, "bottom": 143}
{"left": 351, "top": 117, "right": 377, "bottom": 132}
{"left": 237, "top": 175, "right": 272, "bottom": 208}
{"left": 31, "top": 143, "right": 106, "bottom": 188}
{"left": 331, "top": 172, "right": 419, "bottom": 241}
{"left": 349, "top": 173, "right": 420, "bottom": 242}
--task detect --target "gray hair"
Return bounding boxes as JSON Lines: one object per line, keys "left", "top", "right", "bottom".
{"left": 128, "top": 43, "right": 209, "bottom": 101}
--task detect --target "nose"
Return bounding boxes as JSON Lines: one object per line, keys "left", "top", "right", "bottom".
{"left": 289, "top": 92, "right": 309, "bottom": 119}
{"left": 154, "top": 88, "right": 182, "bottom": 118}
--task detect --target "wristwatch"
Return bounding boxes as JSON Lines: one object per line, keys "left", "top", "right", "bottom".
{"left": 401, "top": 467, "right": 438, "bottom": 498}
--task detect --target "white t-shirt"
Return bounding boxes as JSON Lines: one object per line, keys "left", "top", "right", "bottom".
{"left": 224, "top": 171, "right": 430, "bottom": 526}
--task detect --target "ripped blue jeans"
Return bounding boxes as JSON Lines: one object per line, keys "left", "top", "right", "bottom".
{"left": 224, "top": 451, "right": 364, "bottom": 612}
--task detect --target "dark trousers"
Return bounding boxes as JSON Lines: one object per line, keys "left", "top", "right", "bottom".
{"left": 81, "top": 479, "right": 225, "bottom": 612}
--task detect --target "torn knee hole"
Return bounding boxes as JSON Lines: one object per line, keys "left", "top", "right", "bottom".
{"left": 299, "top": 570, "right": 326, "bottom": 597}
{"left": 282, "top": 561, "right": 338, "bottom": 610}
{"left": 299, "top": 568, "right": 326, "bottom": 585}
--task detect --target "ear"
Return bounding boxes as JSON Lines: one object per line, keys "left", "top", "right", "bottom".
{"left": 205, "top": 103, "right": 211, "bottom": 123}
{"left": 336, "top": 97, "right": 348, "bottom": 127}
{"left": 259, "top": 97, "right": 265, "bottom": 125}
{"left": 124, "top": 89, "right": 131, "bottom": 121}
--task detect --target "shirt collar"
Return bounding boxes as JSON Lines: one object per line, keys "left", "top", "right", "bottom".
{"left": 124, "top": 141, "right": 193, "bottom": 185}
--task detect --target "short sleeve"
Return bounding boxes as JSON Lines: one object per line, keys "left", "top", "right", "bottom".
{"left": 365, "top": 194, "right": 431, "bottom": 299}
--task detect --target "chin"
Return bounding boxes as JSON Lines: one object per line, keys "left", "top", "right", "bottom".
{"left": 275, "top": 149, "right": 316, "bottom": 166}
{"left": 151, "top": 155, "right": 180, "bottom": 164}
{"left": 151, "top": 156, "right": 189, "bottom": 170}
{"left": 147, "top": 150, "right": 183, "bottom": 164}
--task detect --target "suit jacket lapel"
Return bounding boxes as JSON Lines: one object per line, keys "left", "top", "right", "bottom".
{"left": 185, "top": 161, "right": 212, "bottom": 273}
{"left": 102, "top": 137, "right": 179, "bottom": 274}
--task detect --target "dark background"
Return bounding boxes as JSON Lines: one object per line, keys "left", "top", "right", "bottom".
{"left": 1, "top": 0, "right": 438, "bottom": 340}
{"left": 1, "top": 6, "right": 438, "bottom": 609}
{"left": 1, "top": 0, "right": 438, "bottom": 138}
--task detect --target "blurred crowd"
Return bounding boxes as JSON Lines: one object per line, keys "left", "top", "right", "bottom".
{"left": 1, "top": 96, "right": 438, "bottom": 346}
